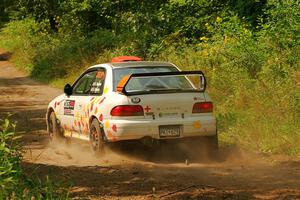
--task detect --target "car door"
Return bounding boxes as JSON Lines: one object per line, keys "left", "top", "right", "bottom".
{"left": 78, "top": 68, "right": 106, "bottom": 135}
{"left": 61, "top": 70, "right": 97, "bottom": 135}
{"left": 63, "top": 68, "right": 107, "bottom": 136}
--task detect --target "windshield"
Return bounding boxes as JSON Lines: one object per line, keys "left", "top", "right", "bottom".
{"left": 113, "top": 66, "right": 195, "bottom": 92}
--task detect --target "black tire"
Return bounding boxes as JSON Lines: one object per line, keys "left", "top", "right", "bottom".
{"left": 49, "top": 112, "right": 63, "bottom": 143}
{"left": 90, "top": 119, "right": 105, "bottom": 155}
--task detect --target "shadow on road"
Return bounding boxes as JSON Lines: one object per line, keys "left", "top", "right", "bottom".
{"left": 0, "top": 77, "right": 40, "bottom": 86}
{"left": 0, "top": 108, "right": 47, "bottom": 133}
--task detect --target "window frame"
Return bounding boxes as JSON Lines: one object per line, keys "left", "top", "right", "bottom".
{"left": 71, "top": 67, "right": 107, "bottom": 96}
{"left": 112, "top": 66, "right": 179, "bottom": 92}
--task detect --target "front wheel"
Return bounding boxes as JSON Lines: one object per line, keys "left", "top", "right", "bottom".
{"left": 90, "top": 119, "right": 105, "bottom": 155}
{"left": 48, "top": 112, "right": 63, "bottom": 143}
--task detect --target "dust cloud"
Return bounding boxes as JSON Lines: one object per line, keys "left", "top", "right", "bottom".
{"left": 31, "top": 137, "right": 266, "bottom": 169}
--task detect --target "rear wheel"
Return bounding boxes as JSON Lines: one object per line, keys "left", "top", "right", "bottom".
{"left": 49, "top": 112, "right": 63, "bottom": 143}
{"left": 90, "top": 119, "right": 105, "bottom": 155}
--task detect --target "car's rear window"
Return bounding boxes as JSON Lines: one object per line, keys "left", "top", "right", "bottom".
{"left": 113, "top": 66, "right": 194, "bottom": 92}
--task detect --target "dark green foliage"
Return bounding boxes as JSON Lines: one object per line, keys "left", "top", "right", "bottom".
{"left": 223, "top": 0, "right": 268, "bottom": 28}
{"left": 18, "top": 0, "right": 62, "bottom": 31}
{"left": 0, "top": 0, "right": 9, "bottom": 23}
{"left": 0, "top": 0, "right": 17, "bottom": 26}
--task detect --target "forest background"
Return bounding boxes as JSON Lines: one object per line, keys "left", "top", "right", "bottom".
{"left": 0, "top": 0, "right": 299, "bottom": 156}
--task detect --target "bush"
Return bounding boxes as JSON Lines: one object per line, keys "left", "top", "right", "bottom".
{"left": 0, "top": 117, "right": 70, "bottom": 199}
{"left": 0, "top": 117, "right": 21, "bottom": 198}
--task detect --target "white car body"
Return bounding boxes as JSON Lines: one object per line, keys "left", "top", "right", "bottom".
{"left": 46, "top": 60, "right": 217, "bottom": 144}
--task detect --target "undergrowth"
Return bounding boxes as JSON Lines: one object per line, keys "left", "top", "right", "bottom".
{"left": 0, "top": 117, "right": 70, "bottom": 199}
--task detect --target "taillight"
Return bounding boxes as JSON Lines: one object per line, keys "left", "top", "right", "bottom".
{"left": 111, "top": 105, "right": 144, "bottom": 116}
{"left": 192, "top": 102, "right": 213, "bottom": 113}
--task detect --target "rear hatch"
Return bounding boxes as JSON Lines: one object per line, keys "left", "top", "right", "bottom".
{"left": 116, "top": 71, "right": 209, "bottom": 119}
{"left": 128, "top": 93, "right": 207, "bottom": 120}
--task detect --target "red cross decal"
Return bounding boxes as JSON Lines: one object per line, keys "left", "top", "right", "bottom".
{"left": 145, "top": 106, "right": 151, "bottom": 113}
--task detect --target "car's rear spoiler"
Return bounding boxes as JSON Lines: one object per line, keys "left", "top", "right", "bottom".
{"left": 116, "top": 71, "right": 206, "bottom": 96}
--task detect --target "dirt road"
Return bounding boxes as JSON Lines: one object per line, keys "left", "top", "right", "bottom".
{"left": 1, "top": 50, "right": 300, "bottom": 199}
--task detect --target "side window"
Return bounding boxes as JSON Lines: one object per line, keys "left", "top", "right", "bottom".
{"left": 90, "top": 69, "right": 106, "bottom": 95}
{"left": 73, "top": 71, "right": 97, "bottom": 95}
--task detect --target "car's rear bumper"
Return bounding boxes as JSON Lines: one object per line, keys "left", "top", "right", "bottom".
{"left": 103, "top": 115, "right": 216, "bottom": 142}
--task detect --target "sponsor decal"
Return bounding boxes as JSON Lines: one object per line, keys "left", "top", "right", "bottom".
{"left": 158, "top": 112, "right": 178, "bottom": 118}
{"left": 105, "top": 120, "right": 110, "bottom": 129}
{"left": 99, "top": 97, "right": 106, "bottom": 104}
{"left": 90, "top": 102, "right": 94, "bottom": 111}
{"left": 159, "top": 106, "right": 181, "bottom": 111}
{"left": 104, "top": 87, "right": 109, "bottom": 94}
{"left": 193, "top": 97, "right": 205, "bottom": 101}
{"left": 193, "top": 121, "right": 201, "bottom": 129}
{"left": 99, "top": 114, "right": 103, "bottom": 122}
{"left": 95, "top": 97, "right": 100, "bottom": 104}
{"left": 112, "top": 124, "right": 117, "bottom": 132}
{"left": 64, "top": 100, "right": 75, "bottom": 116}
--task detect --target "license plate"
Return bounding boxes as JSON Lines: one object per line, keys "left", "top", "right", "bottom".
{"left": 159, "top": 125, "right": 181, "bottom": 138}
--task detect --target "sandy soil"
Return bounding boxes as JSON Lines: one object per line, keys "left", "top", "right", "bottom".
{"left": 0, "top": 50, "right": 300, "bottom": 199}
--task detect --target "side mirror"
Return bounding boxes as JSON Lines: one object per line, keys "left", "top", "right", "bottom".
{"left": 64, "top": 84, "right": 73, "bottom": 96}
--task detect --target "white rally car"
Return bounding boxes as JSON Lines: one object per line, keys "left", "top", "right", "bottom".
{"left": 46, "top": 56, "right": 217, "bottom": 154}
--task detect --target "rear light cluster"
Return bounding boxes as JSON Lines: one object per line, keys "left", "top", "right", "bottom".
{"left": 192, "top": 102, "right": 213, "bottom": 113}
{"left": 111, "top": 105, "right": 144, "bottom": 116}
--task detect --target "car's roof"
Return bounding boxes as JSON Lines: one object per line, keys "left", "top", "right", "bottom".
{"left": 89, "top": 61, "right": 175, "bottom": 69}
{"left": 110, "top": 61, "right": 175, "bottom": 68}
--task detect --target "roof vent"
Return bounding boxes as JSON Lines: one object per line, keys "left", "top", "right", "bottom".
{"left": 111, "top": 56, "right": 142, "bottom": 63}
